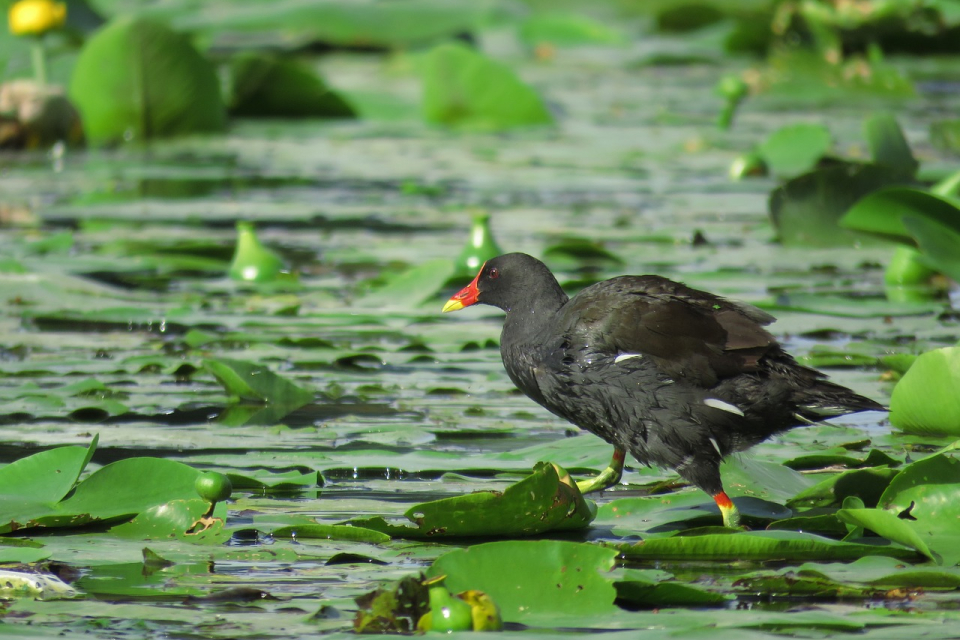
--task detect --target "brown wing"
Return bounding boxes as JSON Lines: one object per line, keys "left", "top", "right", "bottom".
{"left": 560, "top": 275, "right": 778, "bottom": 387}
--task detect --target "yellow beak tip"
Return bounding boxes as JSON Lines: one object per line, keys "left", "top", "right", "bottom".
{"left": 441, "top": 299, "right": 465, "bottom": 313}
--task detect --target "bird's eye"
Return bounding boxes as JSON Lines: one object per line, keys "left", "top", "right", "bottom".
{"left": 488, "top": 267, "right": 499, "bottom": 279}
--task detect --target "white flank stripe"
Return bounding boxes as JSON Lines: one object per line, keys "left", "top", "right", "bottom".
{"left": 614, "top": 353, "right": 642, "bottom": 364}
{"left": 704, "top": 398, "right": 744, "bottom": 416}
{"left": 709, "top": 437, "right": 723, "bottom": 456}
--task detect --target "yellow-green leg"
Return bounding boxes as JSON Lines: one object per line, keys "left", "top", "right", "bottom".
{"left": 714, "top": 491, "right": 741, "bottom": 528}
{"left": 576, "top": 448, "right": 626, "bottom": 494}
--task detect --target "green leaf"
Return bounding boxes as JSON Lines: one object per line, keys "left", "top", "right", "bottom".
{"left": 836, "top": 508, "right": 935, "bottom": 561}
{"left": 519, "top": 13, "right": 624, "bottom": 47}
{"left": 52, "top": 458, "right": 202, "bottom": 525}
{"left": 110, "top": 499, "right": 230, "bottom": 545}
{"left": 202, "top": 357, "right": 314, "bottom": 408}
{"left": 614, "top": 569, "right": 731, "bottom": 607}
{"left": 757, "top": 123, "right": 832, "bottom": 177}
{"left": 426, "top": 540, "right": 618, "bottom": 624}
{"left": 350, "top": 462, "right": 596, "bottom": 538}
{"left": 272, "top": 523, "right": 390, "bottom": 544}
{"left": 420, "top": 42, "right": 553, "bottom": 130}
{"left": 902, "top": 214, "right": 960, "bottom": 283}
{"left": 931, "top": 119, "right": 960, "bottom": 156}
{"left": 879, "top": 453, "right": 960, "bottom": 537}
{"left": 454, "top": 211, "right": 503, "bottom": 278}
{"left": 0, "top": 435, "right": 96, "bottom": 507}
{"left": 69, "top": 16, "right": 226, "bottom": 144}
{"left": 839, "top": 187, "right": 960, "bottom": 244}
{"left": 890, "top": 347, "right": 960, "bottom": 436}
{"left": 228, "top": 222, "right": 288, "bottom": 283}
{"left": 864, "top": 113, "right": 918, "bottom": 177}
{"left": 618, "top": 530, "right": 921, "bottom": 562}
{"left": 769, "top": 163, "right": 908, "bottom": 246}
{"left": 354, "top": 258, "right": 456, "bottom": 308}
{"left": 228, "top": 53, "right": 355, "bottom": 119}
{"left": 787, "top": 467, "right": 899, "bottom": 509}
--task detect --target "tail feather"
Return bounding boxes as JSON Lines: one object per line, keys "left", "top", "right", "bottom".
{"left": 796, "top": 381, "right": 886, "bottom": 419}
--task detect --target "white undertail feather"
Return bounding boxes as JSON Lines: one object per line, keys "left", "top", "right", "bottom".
{"left": 703, "top": 398, "right": 745, "bottom": 416}
{"left": 709, "top": 437, "right": 723, "bottom": 457}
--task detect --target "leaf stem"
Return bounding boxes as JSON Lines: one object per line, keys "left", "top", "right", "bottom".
{"left": 31, "top": 37, "right": 48, "bottom": 86}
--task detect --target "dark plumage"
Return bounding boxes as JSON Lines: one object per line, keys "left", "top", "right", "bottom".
{"left": 443, "top": 253, "right": 884, "bottom": 527}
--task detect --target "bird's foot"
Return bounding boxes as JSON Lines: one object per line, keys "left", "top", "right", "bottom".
{"left": 713, "top": 491, "right": 742, "bottom": 529}
{"left": 575, "top": 449, "right": 625, "bottom": 494}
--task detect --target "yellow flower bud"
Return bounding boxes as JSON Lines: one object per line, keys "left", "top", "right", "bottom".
{"left": 8, "top": 0, "right": 67, "bottom": 37}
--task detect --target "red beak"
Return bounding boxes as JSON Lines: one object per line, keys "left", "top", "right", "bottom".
{"left": 442, "top": 266, "right": 483, "bottom": 313}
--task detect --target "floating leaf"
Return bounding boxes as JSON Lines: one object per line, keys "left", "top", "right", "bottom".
{"left": 420, "top": 42, "right": 552, "bottom": 130}
{"left": 770, "top": 163, "right": 908, "bottom": 246}
{"left": 864, "top": 113, "right": 918, "bottom": 177}
{"left": 519, "top": 13, "right": 624, "bottom": 47}
{"left": 615, "top": 569, "right": 731, "bottom": 607}
{"left": 228, "top": 53, "right": 355, "bottom": 119}
{"left": 757, "top": 123, "right": 832, "bottom": 177}
{"left": 427, "top": 540, "right": 618, "bottom": 624}
{"left": 354, "top": 258, "right": 456, "bottom": 308}
{"left": 787, "top": 467, "right": 899, "bottom": 510}
{"left": 350, "top": 463, "right": 596, "bottom": 538}
{"left": 840, "top": 187, "right": 960, "bottom": 243}
{"left": 931, "top": 119, "right": 960, "bottom": 156}
{"left": 836, "top": 508, "right": 935, "bottom": 561}
{"left": 0, "top": 435, "right": 97, "bottom": 515}
{"left": 890, "top": 347, "right": 960, "bottom": 436}
{"left": 902, "top": 214, "right": 960, "bottom": 283}
{"left": 880, "top": 454, "right": 960, "bottom": 537}
{"left": 202, "top": 357, "right": 314, "bottom": 408}
{"left": 69, "top": 16, "right": 226, "bottom": 144}
{"left": 619, "top": 530, "right": 920, "bottom": 562}
{"left": 52, "top": 458, "right": 202, "bottom": 525}
{"left": 110, "top": 499, "right": 230, "bottom": 545}
{"left": 272, "top": 523, "right": 390, "bottom": 544}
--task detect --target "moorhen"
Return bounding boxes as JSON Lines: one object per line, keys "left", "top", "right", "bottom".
{"left": 442, "top": 253, "right": 884, "bottom": 527}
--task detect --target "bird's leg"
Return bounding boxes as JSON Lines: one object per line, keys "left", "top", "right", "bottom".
{"left": 576, "top": 448, "right": 625, "bottom": 494}
{"left": 713, "top": 491, "right": 740, "bottom": 528}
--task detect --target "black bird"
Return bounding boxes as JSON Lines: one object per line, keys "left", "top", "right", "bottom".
{"left": 442, "top": 253, "right": 884, "bottom": 527}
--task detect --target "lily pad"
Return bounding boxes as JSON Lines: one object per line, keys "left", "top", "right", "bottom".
{"left": 770, "top": 163, "right": 909, "bottom": 246}
{"left": 228, "top": 53, "right": 355, "bottom": 119}
{"left": 889, "top": 347, "right": 960, "bottom": 436}
{"left": 202, "top": 357, "right": 314, "bottom": 408}
{"left": 618, "top": 530, "right": 921, "bottom": 562}
{"left": 427, "top": 540, "right": 618, "bottom": 624}
{"left": 69, "top": 16, "right": 226, "bottom": 144}
{"left": 420, "top": 42, "right": 553, "bottom": 130}
{"left": 349, "top": 463, "right": 596, "bottom": 538}
{"left": 757, "top": 123, "right": 832, "bottom": 177}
